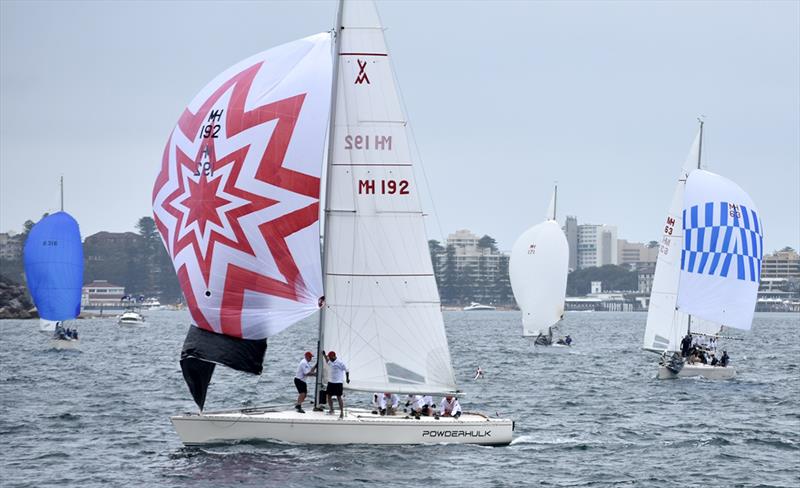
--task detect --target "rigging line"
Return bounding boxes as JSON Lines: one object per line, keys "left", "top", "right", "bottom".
{"left": 379, "top": 14, "right": 446, "bottom": 247}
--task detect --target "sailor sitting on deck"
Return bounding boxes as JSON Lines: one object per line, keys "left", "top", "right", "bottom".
{"left": 405, "top": 394, "right": 423, "bottom": 418}
{"left": 420, "top": 395, "right": 434, "bottom": 416}
{"left": 438, "top": 395, "right": 462, "bottom": 419}
{"left": 371, "top": 393, "right": 380, "bottom": 414}
{"left": 379, "top": 393, "right": 399, "bottom": 416}
{"left": 720, "top": 350, "right": 730, "bottom": 367}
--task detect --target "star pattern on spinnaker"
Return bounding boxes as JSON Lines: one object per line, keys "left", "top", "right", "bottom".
{"left": 152, "top": 61, "right": 322, "bottom": 338}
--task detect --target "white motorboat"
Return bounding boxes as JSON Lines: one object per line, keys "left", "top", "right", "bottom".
{"left": 118, "top": 310, "right": 145, "bottom": 326}
{"left": 509, "top": 185, "right": 570, "bottom": 347}
{"left": 153, "top": 0, "right": 513, "bottom": 446}
{"left": 642, "top": 120, "right": 762, "bottom": 379}
{"left": 462, "top": 302, "right": 496, "bottom": 311}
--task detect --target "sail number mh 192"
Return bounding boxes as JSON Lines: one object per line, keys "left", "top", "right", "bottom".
{"left": 345, "top": 135, "right": 392, "bottom": 151}
{"left": 358, "top": 179, "right": 409, "bottom": 195}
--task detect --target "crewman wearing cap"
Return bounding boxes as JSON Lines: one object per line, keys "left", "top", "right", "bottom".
{"left": 322, "top": 350, "right": 350, "bottom": 419}
{"left": 294, "top": 351, "right": 317, "bottom": 413}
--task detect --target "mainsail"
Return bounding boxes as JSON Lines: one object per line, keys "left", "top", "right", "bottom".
{"left": 642, "top": 131, "right": 699, "bottom": 352}
{"left": 320, "top": 1, "right": 458, "bottom": 394}
{"left": 509, "top": 188, "right": 569, "bottom": 337}
{"left": 152, "top": 34, "right": 332, "bottom": 408}
{"left": 676, "top": 170, "right": 763, "bottom": 330}
{"left": 23, "top": 212, "right": 84, "bottom": 322}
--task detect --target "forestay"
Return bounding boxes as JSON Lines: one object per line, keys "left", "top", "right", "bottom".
{"left": 509, "top": 191, "right": 568, "bottom": 337}
{"left": 152, "top": 34, "right": 331, "bottom": 341}
{"left": 23, "top": 212, "right": 84, "bottom": 322}
{"left": 642, "top": 132, "right": 699, "bottom": 352}
{"left": 321, "top": 1, "right": 457, "bottom": 394}
{"left": 676, "top": 170, "right": 763, "bottom": 330}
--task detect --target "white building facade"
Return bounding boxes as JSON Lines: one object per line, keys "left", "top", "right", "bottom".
{"left": 576, "top": 224, "right": 618, "bottom": 269}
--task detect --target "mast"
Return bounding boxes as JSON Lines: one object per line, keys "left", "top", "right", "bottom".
{"left": 697, "top": 117, "right": 704, "bottom": 170}
{"left": 687, "top": 118, "right": 703, "bottom": 335}
{"left": 553, "top": 183, "right": 558, "bottom": 221}
{"left": 314, "top": 0, "right": 343, "bottom": 409}
{"left": 60, "top": 176, "right": 64, "bottom": 212}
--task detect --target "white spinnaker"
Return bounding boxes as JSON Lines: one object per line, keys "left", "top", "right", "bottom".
{"left": 690, "top": 317, "right": 724, "bottom": 337}
{"left": 642, "top": 131, "right": 699, "bottom": 352}
{"left": 321, "top": 0, "right": 457, "bottom": 394}
{"left": 152, "top": 33, "right": 331, "bottom": 339}
{"left": 676, "top": 170, "right": 762, "bottom": 330}
{"left": 509, "top": 219, "right": 569, "bottom": 337}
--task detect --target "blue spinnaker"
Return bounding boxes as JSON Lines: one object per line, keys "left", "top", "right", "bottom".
{"left": 23, "top": 212, "right": 83, "bottom": 321}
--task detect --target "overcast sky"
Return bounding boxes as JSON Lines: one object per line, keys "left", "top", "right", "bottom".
{"left": 2, "top": 0, "right": 798, "bottom": 254}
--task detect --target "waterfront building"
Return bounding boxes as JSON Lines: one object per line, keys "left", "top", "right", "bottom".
{"left": 617, "top": 239, "right": 658, "bottom": 269}
{"left": 444, "top": 229, "right": 503, "bottom": 280}
{"left": 637, "top": 263, "right": 656, "bottom": 295}
{"left": 563, "top": 216, "right": 578, "bottom": 271}
{"left": 0, "top": 232, "right": 23, "bottom": 260}
{"left": 82, "top": 280, "right": 125, "bottom": 308}
{"left": 435, "top": 229, "right": 507, "bottom": 304}
{"left": 576, "top": 223, "right": 618, "bottom": 269}
{"left": 761, "top": 249, "right": 800, "bottom": 280}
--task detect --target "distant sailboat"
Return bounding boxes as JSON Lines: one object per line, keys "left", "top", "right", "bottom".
{"left": 643, "top": 120, "right": 763, "bottom": 379}
{"left": 23, "top": 178, "right": 83, "bottom": 350}
{"left": 509, "top": 185, "right": 570, "bottom": 346}
{"left": 153, "top": 0, "right": 513, "bottom": 446}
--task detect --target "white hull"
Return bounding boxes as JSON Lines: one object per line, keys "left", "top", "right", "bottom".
{"left": 118, "top": 319, "right": 146, "bottom": 327}
{"left": 172, "top": 407, "right": 513, "bottom": 446}
{"left": 118, "top": 312, "right": 145, "bottom": 326}
{"left": 462, "top": 304, "right": 496, "bottom": 311}
{"left": 657, "top": 363, "right": 735, "bottom": 380}
{"left": 38, "top": 320, "right": 57, "bottom": 334}
{"left": 49, "top": 339, "right": 80, "bottom": 350}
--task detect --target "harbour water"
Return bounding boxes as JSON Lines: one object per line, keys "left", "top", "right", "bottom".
{"left": 1, "top": 311, "right": 798, "bottom": 487}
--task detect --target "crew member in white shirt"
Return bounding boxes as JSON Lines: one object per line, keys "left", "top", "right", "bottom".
{"left": 371, "top": 393, "right": 381, "bottom": 414}
{"left": 322, "top": 350, "right": 349, "bottom": 419}
{"left": 439, "top": 395, "right": 462, "bottom": 419}
{"left": 379, "top": 393, "right": 399, "bottom": 416}
{"left": 294, "top": 351, "right": 317, "bottom": 413}
{"left": 421, "top": 395, "right": 434, "bottom": 416}
{"left": 405, "top": 394, "right": 423, "bottom": 418}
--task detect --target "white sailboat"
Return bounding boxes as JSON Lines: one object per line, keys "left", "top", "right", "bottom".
{"left": 154, "top": 0, "right": 513, "bottom": 446}
{"left": 24, "top": 177, "right": 83, "bottom": 350}
{"left": 643, "top": 121, "right": 763, "bottom": 379}
{"left": 509, "top": 185, "right": 570, "bottom": 346}
{"left": 462, "top": 302, "right": 496, "bottom": 311}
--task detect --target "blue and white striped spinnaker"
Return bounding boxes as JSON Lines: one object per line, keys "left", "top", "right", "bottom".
{"left": 676, "top": 169, "right": 763, "bottom": 330}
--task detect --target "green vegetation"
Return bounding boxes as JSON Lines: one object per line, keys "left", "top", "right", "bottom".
{"left": 566, "top": 264, "right": 638, "bottom": 295}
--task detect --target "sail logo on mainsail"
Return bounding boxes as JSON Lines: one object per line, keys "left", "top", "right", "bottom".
{"left": 355, "top": 59, "right": 370, "bottom": 84}
{"left": 680, "top": 201, "right": 763, "bottom": 282}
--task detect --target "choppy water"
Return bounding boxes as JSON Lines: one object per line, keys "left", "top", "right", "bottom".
{"left": 1, "top": 311, "right": 798, "bottom": 487}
